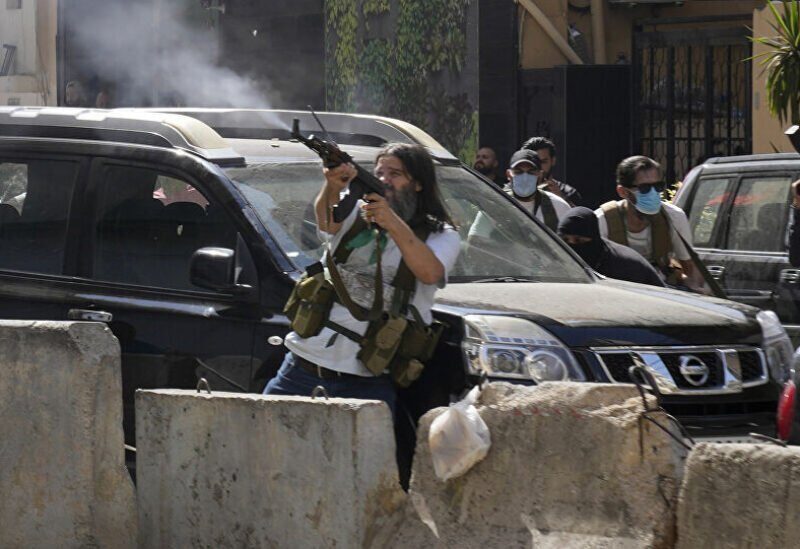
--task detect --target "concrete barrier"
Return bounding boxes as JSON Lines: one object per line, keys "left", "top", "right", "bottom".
{"left": 389, "top": 382, "right": 688, "bottom": 549}
{"left": 0, "top": 321, "right": 136, "bottom": 548}
{"left": 136, "top": 391, "right": 406, "bottom": 548}
{"left": 676, "top": 443, "right": 800, "bottom": 549}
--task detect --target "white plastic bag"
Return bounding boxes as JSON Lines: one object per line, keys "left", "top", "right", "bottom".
{"left": 428, "top": 385, "right": 491, "bottom": 481}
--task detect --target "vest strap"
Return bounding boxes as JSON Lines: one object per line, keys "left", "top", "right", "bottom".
{"left": 533, "top": 191, "right": 558, "bottom": 231}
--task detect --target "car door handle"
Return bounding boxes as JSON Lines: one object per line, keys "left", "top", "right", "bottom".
{"left": 67, "top": 309, "right": 113, "bottom": 322}
{"left": 707, "top": 265, "right": 725, "bottom": 280}
{"left": 780, "top": 269, "right": 800, "bottom": 284}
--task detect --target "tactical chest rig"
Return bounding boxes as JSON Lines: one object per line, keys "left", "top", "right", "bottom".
{"left": 509, "top": 187, "right": 558, "bottom": 231}
{"left": 283, "top": 216, "right": 444, "bottom": 387}
{"left": 600, "top": 200, "right": 674, "bottom": 278}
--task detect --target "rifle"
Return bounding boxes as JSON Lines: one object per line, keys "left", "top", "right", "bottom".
{"left": 291, "top": 117, "right": 385, "bottom": 223}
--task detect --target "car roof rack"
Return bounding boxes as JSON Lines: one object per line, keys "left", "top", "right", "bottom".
{"left": 131, "top": 108, "right": 461, "bottom": 165}
{"left": 0, "top": 107, "right": 246, "bottom": 167}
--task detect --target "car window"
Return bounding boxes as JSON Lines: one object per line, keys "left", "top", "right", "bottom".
{"left": 226, "top": 162, "right": 591, "bottom": 283}
{"left": 684, "top": 177, "right": 733, "bottom": 247}
{"left": 92, "top": 164, "right": 237, "bottom": 290}
{"left": 0, "top": 159, "right": 80, "bottom": 274}
{"left": 726, "top": 176, "right": 792, "bottom": 252}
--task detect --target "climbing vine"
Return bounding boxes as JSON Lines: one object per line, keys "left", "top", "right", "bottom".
{"left": 325, "top": 0, "right": 360, "bottom": 111}
{"left": 325, "top": 0, "right": 477, "bottom": 163}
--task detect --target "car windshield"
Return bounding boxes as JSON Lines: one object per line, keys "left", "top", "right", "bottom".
{"left": 224, "top": 161, "right": 591, "bottom": 283}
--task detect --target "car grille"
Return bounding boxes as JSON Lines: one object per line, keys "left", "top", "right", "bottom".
{"left": 739, "top": 351, "right": 765, "bottom": 383}
{"left": 592, "top": 347, "right": 768, "bottom": 395}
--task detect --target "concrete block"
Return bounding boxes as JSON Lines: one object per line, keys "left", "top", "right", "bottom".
{"left": 136, "top": 391, "right": 406, "bottom": 548}
{"left": 677, "top": 443, "right": 800, "bottom": 549}
{"left": 0, "top": 321, "right": 136, "bottom": 548}
{"left": 391, "top": 382, "right": 687, "bottom": 549}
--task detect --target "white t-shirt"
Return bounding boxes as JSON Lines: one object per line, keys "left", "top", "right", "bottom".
{"left": 285, "top": 205, "right": 461, "bottom": 376}
{"left": 595, "top": 200, "right": 692, "bottom": 262}
{"left": 509, "top": 189, "right": 572, "bottom": 224}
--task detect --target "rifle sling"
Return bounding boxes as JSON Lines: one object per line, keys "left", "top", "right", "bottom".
{"left": 326, "top": 217, "right": 431, "bottom": 323}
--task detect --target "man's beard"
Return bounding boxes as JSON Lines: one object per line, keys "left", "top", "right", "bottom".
{"left": 474, "top": 163, "right": 493, "bottom": 175}
{"left": 387, "top": 185, "right": 419, "bottom": 222}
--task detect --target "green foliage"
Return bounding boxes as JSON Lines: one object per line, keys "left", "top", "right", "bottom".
{"left": 325, "top": 0, "right": 359, "bottom": 110}
{"left": 325, "top": 0, "right": 477, "bottom": 158}
{"left": 363, "top": 0, "right": 389, "bottom": 18}
{"left": 750, "top": 0, "right": 800, "bottom": 124}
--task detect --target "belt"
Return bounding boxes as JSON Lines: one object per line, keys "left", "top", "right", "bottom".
{"left": 294, "top": 355, "right": 362, "bottom": 380}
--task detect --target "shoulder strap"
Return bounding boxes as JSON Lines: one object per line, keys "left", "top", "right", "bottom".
{"left": 649, "top": 208, "right": 673, "bottom": 268}
{"left": 390, "top": 223, "right": 433, "bottom": 316}
{"left": 325, "top": 218, "right": 384, "bottom": 322}
{"left": 600, "top": 200, "right": 628, "bottom": 246}
{"left": 333, "top": 215, "right": 368, "bottom": 263}
{"left": 538, "top": 192, "right": 558, "bottom": 231}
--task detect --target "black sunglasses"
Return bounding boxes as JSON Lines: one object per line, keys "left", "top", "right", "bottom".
{"left": 629, "top": 181, "right": 665, "bottom": 193}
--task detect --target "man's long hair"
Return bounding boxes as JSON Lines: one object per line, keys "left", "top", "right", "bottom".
{"left": 375, "top": 143, "right": 454, "bottom": 232}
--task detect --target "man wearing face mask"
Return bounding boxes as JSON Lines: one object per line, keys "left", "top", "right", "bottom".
{"left": 595, "top": 155, "right": 705, "bottom": 293}
{"left": 558, "top": 207, "right": 664, "bottom": 287}
{"left": 505, "top": 149, "right": 570, "bottom": 230}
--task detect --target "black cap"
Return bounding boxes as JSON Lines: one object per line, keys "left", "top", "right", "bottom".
{"left": 509, "top": 149, "right": 542, "bottom": 170}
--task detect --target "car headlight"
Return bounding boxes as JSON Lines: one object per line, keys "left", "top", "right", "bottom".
{"left": 462, "top": 314, "right": 585, "bottom": 382}
{"left": 757, "top": 310, "right": 794, "bottom": 383}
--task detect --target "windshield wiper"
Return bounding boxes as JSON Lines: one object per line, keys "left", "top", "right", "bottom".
{"left": 471, "top": 276, "right": 536, "bottom": 283}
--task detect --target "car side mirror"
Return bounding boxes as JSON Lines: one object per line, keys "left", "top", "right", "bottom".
{"left": 190, "top": 247, "right": 251, "bottom": 295}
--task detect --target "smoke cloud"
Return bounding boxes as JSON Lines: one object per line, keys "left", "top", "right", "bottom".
{"left": 67, "top": 1, "right": 283, "bottom": 114}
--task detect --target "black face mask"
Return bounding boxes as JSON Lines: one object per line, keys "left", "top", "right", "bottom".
{"left": 557, "top": 206, "right": 605, "bottom": 266}
{"left": 569, "top": 240, "right": 603, "bottom": 267}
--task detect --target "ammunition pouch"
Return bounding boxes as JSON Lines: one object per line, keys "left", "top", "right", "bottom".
{"left": 285, "top": 216, "right": 441, "bottom": 386}
{"left": 355, "top": 310, "right": 444, "bottom": 387}
{"left": 389, "top": 316, "right": 444, "bottom": 388}
{"left": 357, "top": 314, "right": 408, "bottom": 376}
{"left": 284, "top": 265, "right": 335, "bottom": 338}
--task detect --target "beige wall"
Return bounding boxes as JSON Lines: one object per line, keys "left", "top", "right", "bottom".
{"left": 0, "top": 0, "right": 58, "bottom": 106}
{"left": 752, "top": 2, "right": 795, "bottom": 153}
{"left": 36, "top": 0, "right": 58, "bottom": 105}
{"left": 521, "top": 0, "right": 762, "bottom": 69}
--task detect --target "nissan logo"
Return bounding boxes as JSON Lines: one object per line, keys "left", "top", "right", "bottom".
{"left": 679, "top": 355, "right": 710, "bottom": 387}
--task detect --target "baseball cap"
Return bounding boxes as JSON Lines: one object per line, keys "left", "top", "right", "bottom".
{"left": 509, "top": 149, "right": 542, "bottom": 170}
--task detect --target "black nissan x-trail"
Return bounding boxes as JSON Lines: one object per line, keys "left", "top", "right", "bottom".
{"left": 0, "top": 107, "right": 790, "bottom": 446}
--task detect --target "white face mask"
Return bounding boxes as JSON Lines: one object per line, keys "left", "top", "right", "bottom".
{"left": 512, "top": 173, "right": 539, "bottom": 198}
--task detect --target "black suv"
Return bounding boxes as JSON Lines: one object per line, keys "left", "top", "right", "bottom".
{"left": 0, "top": 107, "right": 790, "bottom": 445}
{"left": 674, "top": 153, "right": 800, "bottom": 345}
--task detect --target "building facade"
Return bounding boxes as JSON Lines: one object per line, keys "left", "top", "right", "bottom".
{"left": 0, "top": 0, "right": 57, "bottom": 106}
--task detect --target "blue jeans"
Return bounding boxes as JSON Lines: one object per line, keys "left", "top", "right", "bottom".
{"left": 263, "top": 352, "right": 397, "bottom": 417}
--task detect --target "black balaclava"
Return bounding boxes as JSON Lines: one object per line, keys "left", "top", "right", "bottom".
{"left": 557, "top": 206, "right": 605, "bottom": 266}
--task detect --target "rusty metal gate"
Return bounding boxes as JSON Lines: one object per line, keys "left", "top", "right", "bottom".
{"left": 633, "top": 17, "right": 753, "bottom": 184}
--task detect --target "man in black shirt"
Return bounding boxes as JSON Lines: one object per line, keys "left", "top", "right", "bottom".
{"left": 522, "top": 136, "right": 583, "bottom": 206}
{"left": 473, "top": 146, "right": 506, "bottom": 187}
{"left": 558, "top": 207, "right": 665, "bottom": 287}
{"left": 790, "top": 180, "right": 800, "bottom": 267}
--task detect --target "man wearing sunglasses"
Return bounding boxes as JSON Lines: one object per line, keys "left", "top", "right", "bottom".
{"left": 595, "top": 155, "right": 706, "bottom": 293}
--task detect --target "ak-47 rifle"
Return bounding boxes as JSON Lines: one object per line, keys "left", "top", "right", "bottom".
{"left": 291, "top": 116, "right": 385, "bottom": 223}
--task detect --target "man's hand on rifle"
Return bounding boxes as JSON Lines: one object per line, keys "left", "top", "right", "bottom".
{"left": 323, "top": 163, "right": 357, "bottom": 192}
{"left": 316, "top": 163, "right": 357, "bottom": 235}
{"left": 362, "top": 192, "right": 402, "bottom": 233}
